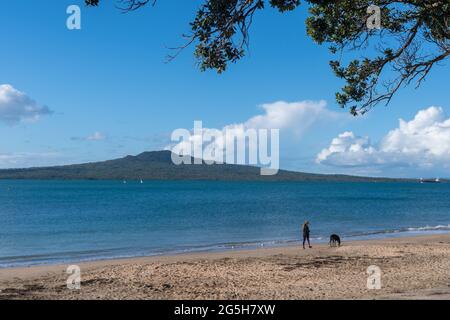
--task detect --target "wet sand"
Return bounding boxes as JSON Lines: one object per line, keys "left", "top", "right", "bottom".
{"left": 1, "top": 234, "right": 449, "bottom": 300}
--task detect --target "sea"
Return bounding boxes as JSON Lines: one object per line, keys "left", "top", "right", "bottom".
{"left": 1, "top": 180, "right": 449, "bottom": 268}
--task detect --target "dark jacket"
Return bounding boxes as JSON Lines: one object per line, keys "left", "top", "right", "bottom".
{"left": 303, "top": 224, "right": 310, "bottom": 235}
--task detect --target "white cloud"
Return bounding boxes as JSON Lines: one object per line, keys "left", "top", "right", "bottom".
{"left": 86, "top": 132, "right": 106, "bottom": 141}
{"left": 244, "top": 100, "right": 339, "bottom": 133}
{"left": 0, "top": 84, "right": 52, "bottom": 124}
{"left": 317, "top": 106, "right": 450, "bottom": 174}
{"left": 166, "top": 100, "right": 342, "bottom": 162}
{"left": 71, "top": 132, "right": 106, "bottom": 141}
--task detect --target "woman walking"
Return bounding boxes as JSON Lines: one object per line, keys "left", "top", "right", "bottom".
{"left": 302, "top": 221, "right": 312, "bottom": 249}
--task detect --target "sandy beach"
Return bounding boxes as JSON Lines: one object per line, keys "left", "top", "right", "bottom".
{"left": 1, "top": 234, "right": 449, "bottom": 300}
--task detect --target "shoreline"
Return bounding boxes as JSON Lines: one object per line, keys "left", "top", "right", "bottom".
{"left": 0, "top": 232, "right": 448, "bottom": 277}
{"left": 2, "top": 229, "right": 449, "bottom": 270}
{"left": 1, "top": 233, "right": 449, "bottom": 299}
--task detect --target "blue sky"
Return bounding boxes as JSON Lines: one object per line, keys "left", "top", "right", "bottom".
{"left": 0, "top": 0, "right": 449, "bottom": 177}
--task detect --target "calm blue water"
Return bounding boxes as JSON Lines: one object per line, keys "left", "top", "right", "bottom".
{"left": 1, "top": 180, "right": 449, "bottom": 268}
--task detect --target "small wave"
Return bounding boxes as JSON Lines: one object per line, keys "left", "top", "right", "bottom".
{"left": 406, "top": 224, "right": 450, "bottom": 232}
{"left": 341, "top": 224, "right": 450, "bottom": 239}
{"left": 1, "top": 224, "right": 449, "bottom": 268}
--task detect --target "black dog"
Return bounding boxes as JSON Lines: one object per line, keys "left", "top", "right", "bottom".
{"left": 329, "top": 234, "right": 341, "bottom": 247}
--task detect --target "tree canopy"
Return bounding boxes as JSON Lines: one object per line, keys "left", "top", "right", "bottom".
{"left": 85, "top": 0, "right": 449, "bottom": 115}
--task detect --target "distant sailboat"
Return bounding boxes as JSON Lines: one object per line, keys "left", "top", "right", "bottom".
{"left": 123, "top": 180, "right": 127, "bottom": 184}
{"left": 140, "top": 179, "right": 144, "bottom": 184}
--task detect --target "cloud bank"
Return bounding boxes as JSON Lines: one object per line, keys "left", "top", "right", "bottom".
{"left": 317, "top": 106, "right": 450, "bottom": 174}
{"left": 167, "top": 100, "right": 341, "bottom": 162}
{"left": 0, "top": 84, "right": 52, "bottom": 125}
{"left": 243, "top": 100, "right": 339, "bottom": 133}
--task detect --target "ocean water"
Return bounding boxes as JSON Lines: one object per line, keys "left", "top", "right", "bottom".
{"left": 0, "top": 180, "right": 449, "bottom": 268}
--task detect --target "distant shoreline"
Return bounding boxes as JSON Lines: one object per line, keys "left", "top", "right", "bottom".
{"left": 0, "top": 150, "right": 433, "bottom": 182}
{"left": 0, "top": 175, "right": 430, "bottom": 185}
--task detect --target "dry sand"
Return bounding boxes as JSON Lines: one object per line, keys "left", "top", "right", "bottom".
{"left": 0, "top": 234, "right": 449, "bottom": 300}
